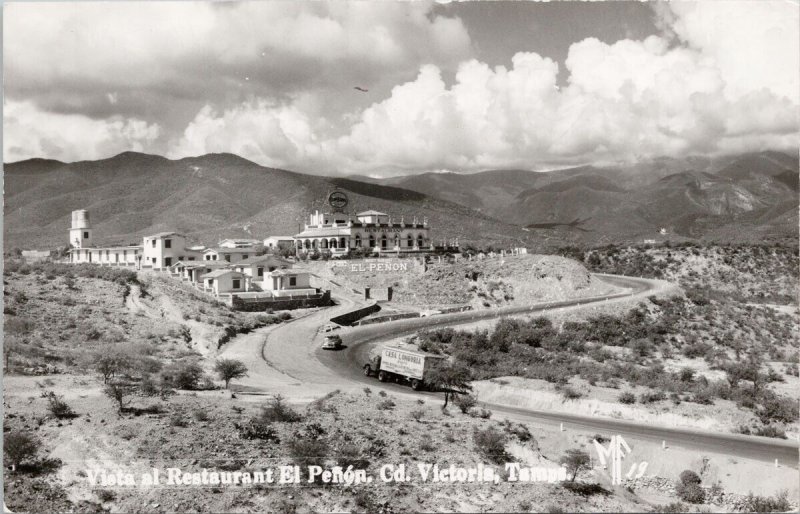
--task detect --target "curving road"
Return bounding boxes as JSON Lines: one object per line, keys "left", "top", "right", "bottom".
{"left": 310, "top": 274, "right": 799, "bottom": 468}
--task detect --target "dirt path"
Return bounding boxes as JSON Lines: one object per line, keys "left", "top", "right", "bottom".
{"left": 125, "top": 284, "right": 216, "bottom": 356}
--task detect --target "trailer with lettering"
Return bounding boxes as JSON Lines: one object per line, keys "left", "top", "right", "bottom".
{"left": 363, "top": 347, "right": 446, "bottom": 390}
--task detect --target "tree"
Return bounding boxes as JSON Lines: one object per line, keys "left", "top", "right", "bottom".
{"left": 426, "top": 361, "right": 472, "bottom": 408}
{"left": 4, "top": 430, "right": 40, "bottom": 471}
{"left": 559, "top": 449, "right": 591, "bottom": 482}
{"left": 92, "top": 351, "right": 130, "bottom": 383}
{"left": 104, "top": 381, "right": 135, "bottom": 413}
{"left": 214, "top": 359, "right": 248, "bottom": 389}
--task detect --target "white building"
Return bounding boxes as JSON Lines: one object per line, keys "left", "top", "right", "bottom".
{"left": 294, "top": 209, "right": 431, "bottom": 256}
{"left": 202, "top": 246, "right": 259, "bottom": 263}
{"left": 264, "top": 236, "right": 295, "bottom": 250}
{"left": 219, "top": 238, "right": 260, "bottom": 249}
{"left": 203, "top": 269, "right": 250, "bottom": 295}
{"left": 142, "top": 232, "right": 204, "bottom": 269}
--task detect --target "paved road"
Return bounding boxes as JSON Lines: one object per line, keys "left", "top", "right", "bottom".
{"left": 314, "top": 274, "right": 799, "bottom": 468}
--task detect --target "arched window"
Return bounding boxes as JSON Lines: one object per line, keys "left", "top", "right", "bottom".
{"left": 394, "top": 235, "right": 399, "bottom": 248}
{"left": 407, "top": 234, "right": 413, "bottom": 247}
{"left": 381, "top": 235, "right": 387, "bottom": 249}
{"left": 369, "top": 235, "right": 375, "bottom": 248}
{"left": 304, "top": 239, "right": 311, "bottom": 249}
{"left": 330, "top": 239, "right": 337, "bottom": 249}
{"left": 340, "top": 237, "right": 347, "bottom": 249}
{"left": 417, "top": 234, "right": 424, "bottom": 248}
{"left": 355, "top": 235, "right": 362, "bottom": 247}
{"left": 312, "top": 240, "right": 317, "bottom": 249}
{"left": 321, "top": 239, "right": 328, "bottom": 249}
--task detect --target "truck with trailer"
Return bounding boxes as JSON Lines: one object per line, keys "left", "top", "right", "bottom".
{"left": 363, "top": 347, "right": 446, "bottom": 390}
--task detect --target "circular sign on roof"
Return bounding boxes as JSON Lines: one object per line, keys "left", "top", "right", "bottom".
{"left": 328, "top": 191, "right": 349, "bottom": 211}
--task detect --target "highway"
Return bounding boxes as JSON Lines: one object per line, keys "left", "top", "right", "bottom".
{"left": 314, "top": 274, "right": 800, "bottom": 468}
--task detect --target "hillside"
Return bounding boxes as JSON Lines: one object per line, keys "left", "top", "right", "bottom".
{"left": 5, "top": 150, "right": 797, "bottom": 250}
{"left": 368, "top": 152, "right": 799, "bottom": 246}
{"left": 3, "top": 152, "right": 534, "bottom": 250}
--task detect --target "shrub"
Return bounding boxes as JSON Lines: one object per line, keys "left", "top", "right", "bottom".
{"left": 259, "top": 395, "right": 303, "bottom": 423}
{"left": 337, "top": 443, "right": 369, "bottom": 470}
{"left": 161, "top": 362, "right": 204, "bottom": 390}
{"left": 376, "top": 399, "right": 396, "bottom": 411}
{"left": 410, "top": 409, "right": 425, "bottom": 421}
{"left": 104, "top": 381, "right": 135, "bottom": 413}
{"left": 473, "top": 427, "right": 507, "bottom": 464}
{"left": 656, "top": 502, "right": 689, "bottom": 513}
{"left": 42, "top": 391, "right": 77, "bottom": 419}
{"left": 236, "top": 418, "right": 279, "bottom": 441}
{"left": 561, "top": 386, "right": 583, "bottom": 400}
{"left": 452, "top": 393, "right": 477, "bottom": 413}
{"left": 639, "top": 390, "right": 666, "bottom": 404}
{"left": 679, "top": 470, "right": 702, "bottom": 486}
{"left": 675, "top": 482, "right": 705, "bottom": 504}
{"left": 4, "top": 430, "right": 40, "bottom": 470}
{"left": 169, "top": 410, "right": 189, "bottom": 427}
{"left": 752, "top": 425, "right": 787, "bottom": 439}
{"left": 472, "top": 408, "right": 492, "bottom": 419}
{"left": 96, "top": 490, "right": 115, "bottom": 502}
{"left": 743, "top": 491, "right": 791, "bottom": 513}
{"left": 289, "top": 437, "right": 328, "bottom": 470}
{"left": 618, "top": 391, "right": 636, "bottom": 404}
{"left": 503, "top": 421, "right": 533, "bottom": 442}
{"left": 193, "top": 408, "right": 210, "bottom": 422}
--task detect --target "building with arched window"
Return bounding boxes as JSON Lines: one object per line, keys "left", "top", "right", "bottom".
{"left": 294, "top": 209, "right": 432, "bottom": 256}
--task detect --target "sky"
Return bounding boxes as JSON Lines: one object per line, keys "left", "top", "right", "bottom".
{"left": 3, "top": 0, "right": 799, "bottom": 176}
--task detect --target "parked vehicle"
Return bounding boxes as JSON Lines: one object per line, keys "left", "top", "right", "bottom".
{"left": 321, "top": 334, "right": 343, "bottom": 350}
{"left": 322, "top": 323, "right": 340, "bottom": 333}
{"left": 363, "top": 347, "right": 446, "bottom": 390}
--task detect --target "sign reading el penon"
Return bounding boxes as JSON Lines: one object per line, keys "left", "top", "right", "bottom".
{"left": 333, "top": 258, "right": 419, "bottom": 273}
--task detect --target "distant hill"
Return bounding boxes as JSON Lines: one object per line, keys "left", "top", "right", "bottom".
{"left": 363, "top": 151, "right": 799, "bottom": 245}
{"left": 3, "top": 152, "right": 535, "bottom": 250}
{"left": 4, "top": 150, "right": 797, "bottom": 250}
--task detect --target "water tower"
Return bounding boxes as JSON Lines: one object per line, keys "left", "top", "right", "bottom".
{"left": 69, "top": 210, "right": 93, "bottom": 248}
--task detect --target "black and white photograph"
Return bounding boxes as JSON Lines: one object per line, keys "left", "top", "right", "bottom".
{"left": 2, "top": 1, "right": 799, "bottom": 512}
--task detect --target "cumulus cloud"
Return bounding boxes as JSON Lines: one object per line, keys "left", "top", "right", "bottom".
{"left": 3, "top": 100, "right": 160, "bottom": 163}
{"left": 4, "top": 1, "right": 798, "bottom": 174}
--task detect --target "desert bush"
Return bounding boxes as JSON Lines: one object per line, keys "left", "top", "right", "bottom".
{"left": 742, "top": 491, "right": 791, "bottom": 513}
{"left": 618, "top": 391, "right": 636, "bottom": 404}
{"left": 258, "top": 395, "right": 303, "bottom": 423}
{"left": 639, "top": 390, "right": 666, "bottom": 404}
{"left": 752, "top": 425, "right": 787, "bottom": 439}
{"left": 409, "top": 409, "right": 425, "bottom": 421}
{"left": 472, "top": 408, "right": 492, "bottom": 419}
{"left": 42, "top": 391, "right": 77, "bottom": 419}
{"left": 473, "top": 427, "right": 507, "bottom": 464}
{"left": 337, "top": 443, "right": 370, "bottom": 470}
{"left": 193, "top": 408, "right": 210, "bottom": 422}
{"left": 561, "top": 386, "right": 583, "bottom": 400}
{"left": 676, "top": 482, "right": 705, "bottom": 504}
{"left": 169, "top": 410, "right": 189, "bottom": 427}
{"left": 4, "top": 430, "right": 40, "bottom": 470}
{"left": 656, "top": 502, "right": 689, "bottom": 513}
{"left": 289, "top": 437, "right": 328, "bottom": 469}
{"left": 96, "top": 489, "right": 115, "bottom": 502}
{"left": 376, "top": 399, "right": 396, "bottom": 411}
{"left": 161, "top": 362, "right": 205, "bottom": 390}
{"left": 236, "top": 415, "right": 280, "bottom": 441}
{"left": 756, "top": 395, "right": 799, "bottom": 424}
{"left": 452, "top": 393, "right": 477, "bottom": 413}
{"left": 679, "top": 470, "right": 702, "bottom": 486}
{"left": 502, "top": 420, "right": 533, "bottom": 442}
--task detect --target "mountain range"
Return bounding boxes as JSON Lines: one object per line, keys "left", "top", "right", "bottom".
{"left": 4, "top": 150, "right": 798, "bottom": 251}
